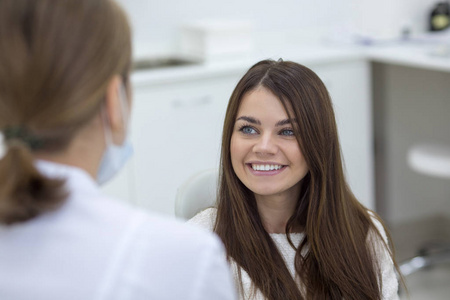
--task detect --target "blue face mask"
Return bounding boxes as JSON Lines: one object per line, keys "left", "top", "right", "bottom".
{"left": 97, "top": 83, "right": 133, "bottom": 185}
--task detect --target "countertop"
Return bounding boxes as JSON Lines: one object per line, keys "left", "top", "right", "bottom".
{"left": 367, "top": 42, "right": 450, "bottom": 73}
{"left": 131, "top": 42, "right": 450, "bottom": 87}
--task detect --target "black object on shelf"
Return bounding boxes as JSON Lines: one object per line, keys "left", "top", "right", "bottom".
{"left": 429, "top": 2, "right": 450, "bottom": 31}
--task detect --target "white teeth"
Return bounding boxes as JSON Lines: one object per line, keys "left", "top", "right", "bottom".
{"left": 251, "top": 164, "right": 283, "bottom": 171}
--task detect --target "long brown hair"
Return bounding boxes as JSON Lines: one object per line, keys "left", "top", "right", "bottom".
{"left": 215, "top": 59, "right": 399, "bottom": 299}
{"left": 0, "top": 0, "right": 131, "bottom": 224}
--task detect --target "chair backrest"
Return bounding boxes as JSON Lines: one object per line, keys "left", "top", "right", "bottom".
{"left": 408, "top": 144, "right": 450, "bottom": 179}
{"left": 175, "top": 168, "right": 219, "bottom": 220}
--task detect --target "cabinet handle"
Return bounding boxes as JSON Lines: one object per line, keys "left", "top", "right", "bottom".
{"left": 171, "top": 95, "right": 213, "bottom": 108}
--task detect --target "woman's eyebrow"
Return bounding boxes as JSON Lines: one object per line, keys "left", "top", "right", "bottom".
{"left": 275, "top": 118, "right": 295, "bottom": 126}
{"left": 236, "top": 116, "right": 261, "bottom": 125}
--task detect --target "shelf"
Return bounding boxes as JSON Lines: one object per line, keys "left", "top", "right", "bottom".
{"left": 408, "top": 144, "right": 450, "bottom": 179}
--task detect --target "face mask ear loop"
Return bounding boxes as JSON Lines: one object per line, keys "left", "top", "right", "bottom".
{"left": 117, "top": 83, "right": 129, "bottom": 135}
{"left": 101, "top": 103, "right": 114, "bottom": 148}
{"left": 101, "top": 82, "right": 128, "bottom": 148}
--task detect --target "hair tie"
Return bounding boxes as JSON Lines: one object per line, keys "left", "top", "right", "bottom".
{"left": 3, "top": 126, "right": 44, "bottom": 150}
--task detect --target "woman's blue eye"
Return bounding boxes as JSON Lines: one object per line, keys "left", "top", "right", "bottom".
{"left": 240, "top": 126, "right": 257, "bottom": 134}
{"left": 280, "top": 129, "right": 294, "bottom": 136}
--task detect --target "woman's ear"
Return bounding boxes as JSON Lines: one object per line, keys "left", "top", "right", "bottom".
{"left": 104, "top": 75, "right": 125, "bottom": 144}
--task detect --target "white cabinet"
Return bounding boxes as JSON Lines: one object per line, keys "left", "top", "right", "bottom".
{"left": 128, "top": 74, "right": 241, "bottom": 215}
{"left": 310, "top": 60, "right": 374, "bottom": 209}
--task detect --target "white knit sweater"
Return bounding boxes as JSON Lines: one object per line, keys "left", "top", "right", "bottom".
{"left": 188, "top": 208, "right": 399, "bottom": 300}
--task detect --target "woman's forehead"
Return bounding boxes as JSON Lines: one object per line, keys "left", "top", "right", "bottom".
{"left": 237, "top": 87, "right": 295, "bottom": 120}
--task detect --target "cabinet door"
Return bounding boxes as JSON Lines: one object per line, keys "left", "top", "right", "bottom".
{"left": 131, "top": 75, "right": 239, "bottom": 216}
{"left": 311, "top": 60, "right": 374, "bottom": 209}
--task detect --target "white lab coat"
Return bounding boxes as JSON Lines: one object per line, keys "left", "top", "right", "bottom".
{"left": 0, "top": 160, "right": 236, "bottom": 300}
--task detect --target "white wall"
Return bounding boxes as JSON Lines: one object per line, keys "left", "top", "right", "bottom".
{"left": 116, "top": 0, "right": 437, "bottom": 58}
{"left": 116, "top": 0, "right": 347, "bottom": 57}
{"left": 352, "top": 0, "right": 436, "bottom": 39}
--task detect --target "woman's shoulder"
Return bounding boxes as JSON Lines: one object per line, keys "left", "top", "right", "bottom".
{"left": 367, "top": 210, "right": 389, "bottom": 244}
{"left": 366, "top": 213, "right": 399, "bottom": 299}
{"left": 187, "top": 207, "right": 217, "bottom": 231}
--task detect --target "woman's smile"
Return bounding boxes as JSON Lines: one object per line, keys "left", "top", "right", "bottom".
{"left": 246, "top": 162, "right": 287, "bottom": 176}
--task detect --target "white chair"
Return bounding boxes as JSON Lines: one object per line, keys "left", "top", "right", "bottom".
{"left": 400, "top": 143, "right": 450, "bottom": 276}
{"left": 407, "top": 143, "right": 450, "bottom": 178}
{"left": 175, "top": 168, "right": 219, "bottom": 220}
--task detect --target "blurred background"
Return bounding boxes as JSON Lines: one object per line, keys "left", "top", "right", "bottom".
{"left": 103, "top": 0, "right": 449, "bottom": 298}
{"left": 116, "top": 0, "right": 435, "bottom": 58}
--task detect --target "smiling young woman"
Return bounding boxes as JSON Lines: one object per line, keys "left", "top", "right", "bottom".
{"left": 230, "top": 87, "right": 309, "bottom": 234}
{"left": 189, "top": 59, "right": 402, "bottom": 299}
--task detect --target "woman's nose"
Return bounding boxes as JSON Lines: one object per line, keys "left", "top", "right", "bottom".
{"left": 253, "top": 133, "right": 278, "bottom": 155}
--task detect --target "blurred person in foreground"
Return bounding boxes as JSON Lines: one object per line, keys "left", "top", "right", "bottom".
{"left": 0, "top": 1, "right": 235, "bottom": 299}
